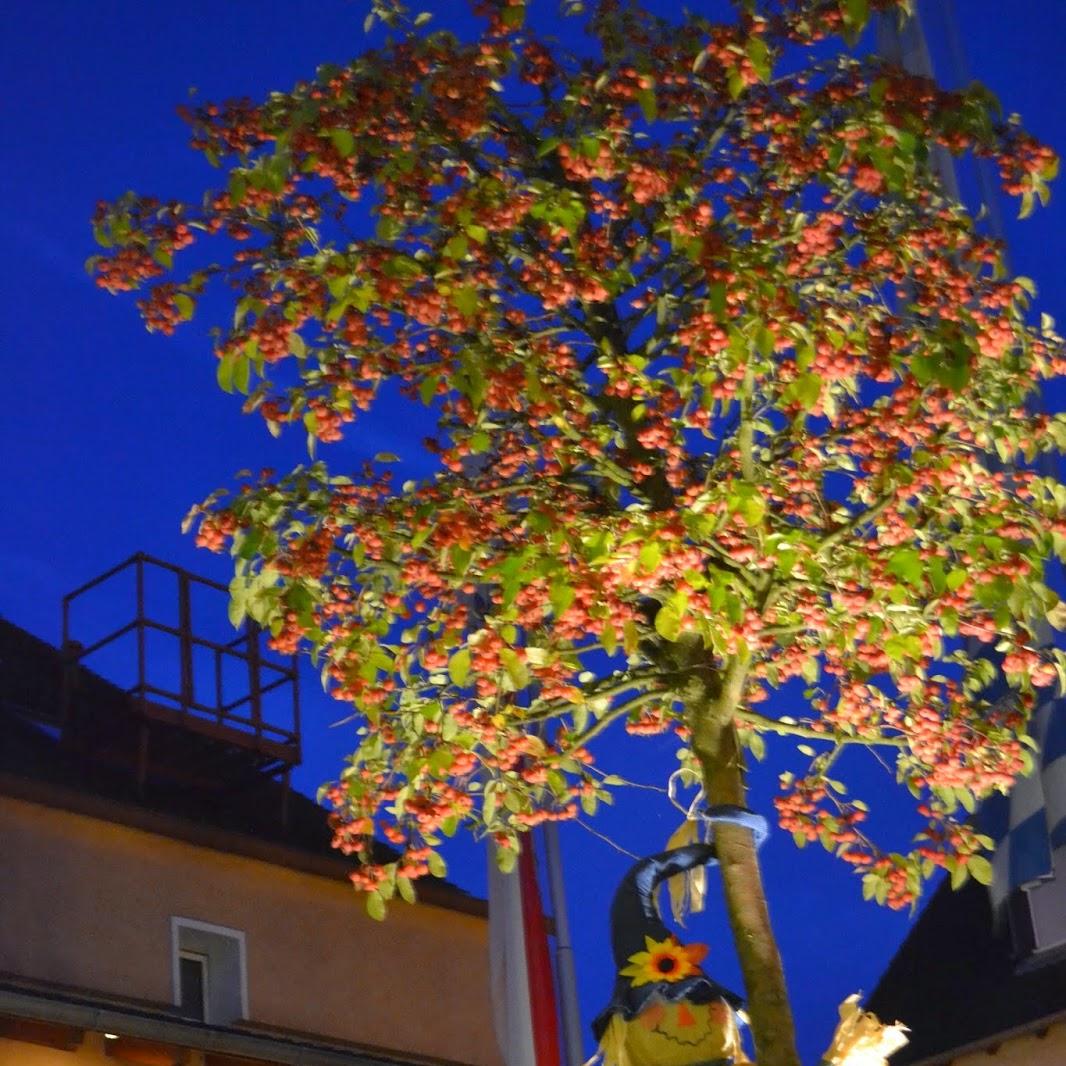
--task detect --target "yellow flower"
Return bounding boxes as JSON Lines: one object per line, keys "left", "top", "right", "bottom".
{"left": 620, "top": 935, "right": 709, "bottom": 987}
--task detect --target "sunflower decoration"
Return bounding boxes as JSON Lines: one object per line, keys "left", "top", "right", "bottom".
{"left": 621, "top": 935, "right": 708, "bottom": 987}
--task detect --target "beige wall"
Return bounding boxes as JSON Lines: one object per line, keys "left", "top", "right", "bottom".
{"left": 949, "top": 1021, "right": 1066, "bottom": 1066}
{"left": 0, "top": 796, "right": 501, "bottom": 1066}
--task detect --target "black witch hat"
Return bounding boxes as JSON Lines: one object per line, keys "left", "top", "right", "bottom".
{"left": 591, "top": 807, "right": 768, "bottom": 1042}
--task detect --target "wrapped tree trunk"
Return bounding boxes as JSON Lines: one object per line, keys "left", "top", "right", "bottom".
{"left": 688, "top": 664, "right": 800, "bottom": 1066}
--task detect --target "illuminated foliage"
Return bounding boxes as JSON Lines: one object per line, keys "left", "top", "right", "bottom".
{"left": 94, "top": 0, "right": 1064, "bottom": 946}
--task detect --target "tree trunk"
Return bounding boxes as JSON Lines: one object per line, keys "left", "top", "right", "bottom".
{"left": 691, "top": 692, "right": 800, "bottom": 1066}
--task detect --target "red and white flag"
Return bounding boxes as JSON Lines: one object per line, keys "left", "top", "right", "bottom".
{"left": 488, "top": 840, "right": 562, "bottom": 1066}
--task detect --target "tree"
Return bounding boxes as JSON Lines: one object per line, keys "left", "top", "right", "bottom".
{"left": 91, "top": 1, "right": 1065, "bottom": 1062}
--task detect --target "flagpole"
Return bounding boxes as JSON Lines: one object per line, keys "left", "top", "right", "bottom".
{"left": 541, "top": 822, "right": 584, "bottom": 1066}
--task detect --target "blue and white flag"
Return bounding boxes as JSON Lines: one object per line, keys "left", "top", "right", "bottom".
{"left": 982, "top": 699, "right": 1066, "bottom": 909}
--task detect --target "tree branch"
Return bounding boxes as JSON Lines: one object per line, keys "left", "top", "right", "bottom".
{"left": 815, "top": 492, "right": 896, "bottom": 557}
{"left": 571, "top": 688, "right": 663, "bottom": 747}
{"left": 735, "top": 709, "right": 907, "bottom": 748}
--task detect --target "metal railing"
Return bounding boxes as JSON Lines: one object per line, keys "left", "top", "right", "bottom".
{"left": 61, "top": 553, "right": 300, "bottom": 762}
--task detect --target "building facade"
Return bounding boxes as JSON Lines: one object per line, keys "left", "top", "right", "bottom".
{"left": 0, "top": 558, "right": 502, "bottom": 1066}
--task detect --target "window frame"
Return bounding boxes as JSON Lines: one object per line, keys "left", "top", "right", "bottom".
{"left": 170, "top": 917, "right": 248, "bottom": 1024}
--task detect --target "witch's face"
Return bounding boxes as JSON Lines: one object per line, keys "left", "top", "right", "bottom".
{"left": 623, "top": 997, "right": 738, "bottom": 1066}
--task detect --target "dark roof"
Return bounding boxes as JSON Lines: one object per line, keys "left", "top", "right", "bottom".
{"left": 867, "top": 875, "right": 1066, "bottom": 1063}
{"left": 0, "top": 618, "right": 485, "bottom": 918}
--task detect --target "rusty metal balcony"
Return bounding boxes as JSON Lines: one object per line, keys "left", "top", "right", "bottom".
{"left": 59, "top": 554, "right": 301, "bottom": 795}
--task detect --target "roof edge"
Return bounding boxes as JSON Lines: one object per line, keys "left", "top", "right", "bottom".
{"left": 0, "top": 979, "right": 467, "bottom": 1066}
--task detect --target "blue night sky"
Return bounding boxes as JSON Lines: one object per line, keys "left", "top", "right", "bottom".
{"left": 2, "top": 2, "right": 1064, "bottom": 1061}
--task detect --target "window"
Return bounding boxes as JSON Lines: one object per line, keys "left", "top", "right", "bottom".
{"left": 171, "top": 918, "right": 247, "bottom": 1025}
{"left": 178, "top": 950, "right": 208, "bottom": 1021}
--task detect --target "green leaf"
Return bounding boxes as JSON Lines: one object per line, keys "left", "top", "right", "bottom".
{"left": 601, "top": 622, "right": 617, "bottom": 657}
{"left": 789, "top": 372, "right": 823, "bottom": 411}
{"left": 950, "top": 861, "right": 969, "bottom": 890}
{"left": 500, "top": 4, "right": 525, "bottom": 28}
{"left": 448, "top": 648, "right": 472, "bottom": 686}
{"left": 174, "top": 293, "right": 195, "bottom": 321}
{"left": 227, "top": 581, "right": 247, "bottom": 628}
{"left": 397, "top": 875, "right": 417, "bottom": 904}
{"left": 841, "top": 0, "right": 869, "bottom": 30}
{"left": 366, "top": 891, "right": 387, "bottom": 921}
{"left": 746, "top": 36, "right": 771, "bottom": 82}
{"left": 428, "top": 749, "right": 454, "bottom": 776}
{"left": 329, "top": 129, "right": 355, "bottom": 158}
{"left": 419, "top": 375, "right": 440, "bottom": 405}
{"left": 887, "top": 548, "right": 923, "bottom": 586}
{"left": 636, "top": 86, "right": 657, "bottom": 123}
{"left": 756, "top": 324, "right": 775, "bottom": 358}
{"left": 376, "top": 216, "right": 402, "bottom": 242}
{"left": 547, "top": 770, "right": 569, "bottom": 799}
{"left": 638, "top": 540, "right": 662, "bottom": 574}
{"left": 578, "top": 135, "right": 601, "bottom": 159}
{"left": 500, "top": 647, "right": 529, "bottom": 689}
{"left": 427, "top": 850, "right": 448, "bottom": 878}
{"left": 550, "top": 582, "right": 575, "bottom": 619}
{"left": 228, "top": 172, "right": 248, "bottom": 207}
{"left": 233, "top": 354, "right": 251, "bottom": 395}
{"left": 967, "top": 855, "right": 993, "bottom": 886}
{"left": 216, "top": 353, "right": 236, "bottom": 393}
{"left": 739, "top": 489, "right": 766, "bottom": 526}
{"left": 483, "top": 787, "right": 498, "bottom": 825}
{"left": 443, "top": 234, "right": 469, "bottom": 260}
{"left": 654, "top": 603, "right": 682, "bottom": 642}
{"left": 453, "top": 286, "right": 478, "bottom": 318}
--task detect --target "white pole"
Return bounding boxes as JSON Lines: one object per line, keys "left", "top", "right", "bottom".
{"left": 541, "top": 823, "right": 584, "bottom": 1066}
